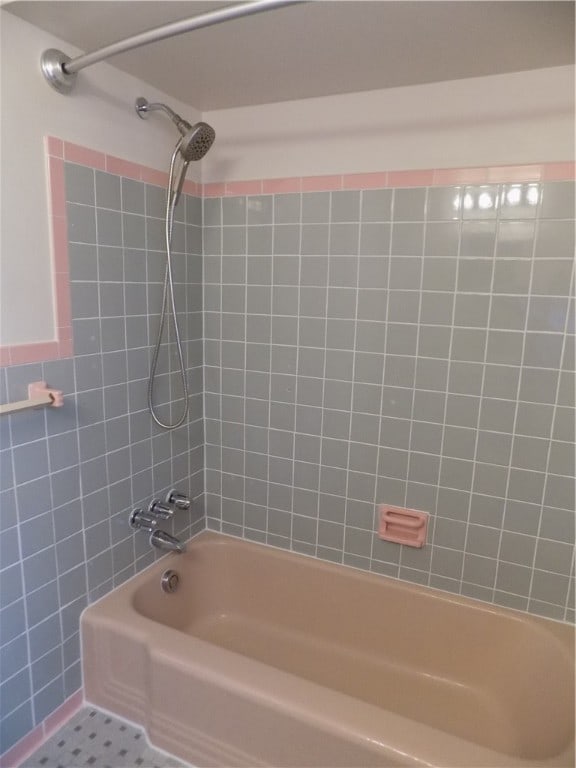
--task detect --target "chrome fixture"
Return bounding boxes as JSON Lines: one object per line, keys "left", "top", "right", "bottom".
{"left": 136, "top": 99, "right": 214, "bottom": 156}
{"left": 130, "top": 508, "right": 186, "bottom": 553}
{"left": 150, "top": 530, "right": 186, "bottom": 554}
{"left": 161, "top": 569, "right": 180, "bottom": 593}
{"left": 136, "top": 98, "right": 193, "bottom": 135}
{"left": 165, "top": 489, "right": 191, "bottom": 511}
{"left": 136, "top": 99, "right": 215, "bottom": 165}
{"left": 129, "top": 509, "right": 158, "bottom": 532}
{"left": 140, "top": 99, "right": 215, "bottom": 431}
{"left": 40, "top": 49, "right": 75, "bottom": 95}
{"left": 40, "top": 0, "right": 305, "bottom": 94}
{"left": 148, "top": 498, "right": 173, "bottom": 520}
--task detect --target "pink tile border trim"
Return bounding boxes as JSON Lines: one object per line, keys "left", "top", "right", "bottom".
{"left": 1, "top": 137, "right": 206, "bottom": 367}
{"left": 0, "top": 690, "right": 83, "bottom": 768}
{"left": 220, "top": 162, "right": 573, "bottom": 196}
{"left": 216, "top": 161, "right": 574, "bottom": 195}
{"left": 0, "top": 134, "right": 573, "bottom": 367}
{"left": 343, "top": 172, "right": 389, "bottom": 190}
{"left": 262, "top": 177, "right": 301, "bottom": 194}
{"left": 226, "top": 179, "right": 263, "bottom": 196}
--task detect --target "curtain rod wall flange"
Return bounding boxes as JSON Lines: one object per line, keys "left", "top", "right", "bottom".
{"left": 40, "top": 0, "right": 305, "bottom": 95}
{"left": 41, "top": 48, "right": 78, "bottom": 94}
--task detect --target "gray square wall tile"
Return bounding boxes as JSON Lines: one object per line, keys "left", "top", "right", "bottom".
{"left": 95, "top": 171, "right": 121, "bottom": 210}
{"left": 198, "top": 183, "right": 574, "bottom": 621}
{"left": 3, "top": 171, "right": 576, "bottom": 756}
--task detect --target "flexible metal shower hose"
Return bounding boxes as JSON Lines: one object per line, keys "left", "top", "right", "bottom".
{"left": 147, "top": 139, "right": 190, "bottom": 430}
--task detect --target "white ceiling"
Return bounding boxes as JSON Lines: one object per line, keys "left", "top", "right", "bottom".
{"left": 6, "top": 1, "right": 575, "bottom": 111}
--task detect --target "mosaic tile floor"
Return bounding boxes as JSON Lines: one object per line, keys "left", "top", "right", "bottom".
{"left": 24, "top": 708, "right": 188, "bottom": 768}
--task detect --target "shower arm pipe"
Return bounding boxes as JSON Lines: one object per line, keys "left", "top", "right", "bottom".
{"left": 137, "top": 101, "right": 191, "bottom": 134}
{"left": 140, "top": 103, "right": 182, "bottom": 123}
{"left": 41, "top": 0, "right": 306, "bottom": 94}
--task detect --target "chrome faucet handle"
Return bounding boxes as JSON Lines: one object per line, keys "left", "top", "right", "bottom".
{"left": 130, "top": 509, "right": 158, "bottom": 532}
{"left": 148, "top": 499, "right": 173, "bottom": 519}
{"left": 165, "top": 488, "right": 191, "bottom": 511}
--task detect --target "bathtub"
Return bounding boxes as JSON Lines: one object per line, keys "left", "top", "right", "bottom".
{"left": 82, "top": 531, "right": 574, "bottom": 767}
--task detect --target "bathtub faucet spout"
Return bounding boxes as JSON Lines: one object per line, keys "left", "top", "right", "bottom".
{"left": 149, "top": 529, "right": 186, "bottom": 554}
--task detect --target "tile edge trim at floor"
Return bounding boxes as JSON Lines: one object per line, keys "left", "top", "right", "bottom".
{"left": 0, "top": 690, "right": 83, "bottom": 768}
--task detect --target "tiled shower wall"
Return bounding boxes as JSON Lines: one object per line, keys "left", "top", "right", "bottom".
{"left": 1, "top": 161, "right": 575, "bottom": 758}
{"left": 203, "top": 180, "right": 575, "bottom": 622}
{"left": 0, "top": 163, "right": 204, "bottom": 754}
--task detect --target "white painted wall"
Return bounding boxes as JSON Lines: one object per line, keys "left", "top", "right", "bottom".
{"left": 0, "top": 11, "right": 202, "bottom": 346}
{"left": 202, "top": 66, "right": 575, "bottom": 183}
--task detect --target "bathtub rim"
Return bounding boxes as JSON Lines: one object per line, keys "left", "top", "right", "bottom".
{"left": 86, "top": 528, "right": 576, "bottom": 630}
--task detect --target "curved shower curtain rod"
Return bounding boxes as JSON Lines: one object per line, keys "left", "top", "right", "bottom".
{"left": 41, "top": 0, "right": 305, "bottom": 94}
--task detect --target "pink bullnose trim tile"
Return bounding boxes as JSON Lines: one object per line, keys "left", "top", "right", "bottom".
{"left": 208, "top": 162, "right": 574, "bottom": 195}
{"left": 48, "top": 157, "right": 66, "bottom": 217}
{"left": 433, "top": 167, "right": 489, "bottom": 185}
{"left": 43, "top": 690, "right": 83, "bottom": 739}
{"left": 203, "top": 182, "right": 227, "bottom": 197}
{"left": 58, "top": 338, "right": 74, "bottom": 358}
{"left": 0, "top": 690, "right": 83, "bottom": 767}
{"left": 63, "top": 142, "right": 106, "bottom": 170}
{"left": 343, "top": 172, "right": 389, "bottom": 190}
{"left": 54, "top": 277, "right": 72, "bottom": 328}
{"left": 387, "top": 169, "right": 434, "bottom": 187}
{"left": 226, "top": 179, "right": 263, "bottom": 196}
{"left": 45, "top": 136, "right": 64, "bottom": 158}
{"left": 51, "top": 217, "right": 69, "bottom": 273}
{"left": 182, "top": 179, "right": 201, "bottom": 196}
{"left": 105, "top": 155, "right": 142, "bottom": 181}
{"left": 0, "top": 347, "right": 11, "bottom": 366}
{"left": 262, "top": 177, "right": 302, "bottom": 194}
{"left": 301, "top": 175, "right": 342, "bottom": 192}
{"left": 543, "top": 161, "right": 576, "bottom": 181}
{"left": 9, "top": 342, "right": 60, "bottom": 366}
{"left": 58, "top": 325, "right": 73, "bottom": 342}
{"left": 0, "top": 724, "right": 44, "bottom": 768}
{"left": 487, "top": 164, "right": 543, "bottom": 183}
{"left": 140, "top": 166, "right": 170, "bottom": 187}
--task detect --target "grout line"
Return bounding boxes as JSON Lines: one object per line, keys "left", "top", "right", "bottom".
{"left": 428, "top": 189, "right": 466, "bottom": 587}
{"left": 491, "top": 186, "right": 541, "bottom": 602}
{"left": 120, "top": 169, "right": 137, "bottom": 578}
{"left": 342, "top": 192, "right": 362, "bottom": 562}
{"left": 402, "top": 189, "right": 430, "bottom": 581}
{"left": 457, "top": 186, "right": 500, "bottom": 593}
{"left": 218, "top": 196, "right": 224, "bottom": 532}
{"left": 316, "top": 191, "right": 334, "bottom": 559}
{"left": 289, "top": 191, "right": 305, "bottom": 550}
{"left": 371, "top": 189, "right": 395, "bottom": 575}
{"left": 242, "top": 196, "right": 249, "bottom": 537}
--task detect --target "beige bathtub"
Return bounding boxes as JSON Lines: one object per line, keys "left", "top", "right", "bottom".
{"left": 82, "top": 531, "right": 574, "bottom": 767}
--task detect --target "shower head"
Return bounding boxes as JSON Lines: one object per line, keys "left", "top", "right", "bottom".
{"left": 179, "top": 122, "right": 216, "bottom": 161}
{"left": 135, "top": 97, "right": 215, "bottom": 160}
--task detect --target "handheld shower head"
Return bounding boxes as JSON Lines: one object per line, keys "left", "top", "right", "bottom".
{"left": 179, "top": 122, "right": 216, "bottom": 161}
{"left": 137, "top": 97, "right": 215, "bottom": 432}
{"left": 135, "top": 97, "right": 215, "bottom": 161}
